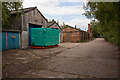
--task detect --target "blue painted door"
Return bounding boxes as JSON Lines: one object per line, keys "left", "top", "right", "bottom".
{"left": 29, "top": 24, "right": 32, "bottom": 46}
{"left": 7, "top": 32, "right": 19, "bottom": 50}
{"left": 2, "top": 32, "right": 6, "bottom": 50}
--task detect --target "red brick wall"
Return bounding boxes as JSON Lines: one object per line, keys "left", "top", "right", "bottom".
{"left": 71, "top": 32, "right": 80, "bottom": 42}
{"left": 62, "top": 27, "right": 78, "bottom": 32}
{"left": 88, "top": 24, "right": 92, "bottom": 40}
{"left": 62, "top": 27, "right": 89, "bottom": 42}
{"left": 62, "top": 27, "right": 80, "bottom": 42}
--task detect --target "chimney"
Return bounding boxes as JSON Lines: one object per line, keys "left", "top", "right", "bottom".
{"left": 88, "top": 24, "right": 92, "bottom": 40}
{"left": 75, "top": 25, "right": 76, "bottom": 28}
{"left": 88, "top": 24, "right": 90, "bottom": 33}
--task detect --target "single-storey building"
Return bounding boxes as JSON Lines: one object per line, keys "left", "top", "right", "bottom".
{"left": 62, "top": 26, "right": 89, "bottom": 42}
{"left": 2, "top": 6, "right": 63, "bottom": 50}
{"left": 9, "top": 7, "right": 48, "bottom": 48}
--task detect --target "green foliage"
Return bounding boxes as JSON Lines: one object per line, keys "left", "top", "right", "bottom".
{"left": 90, "top": 20, "right": 100, "bottom": 38}
{"left": 80, "top": 39, "right": 90, "bottom": 43}
{"left": 83, "top": 2, "right": 120, "bottom": 46}
{"left": 61, "top": 24, "right": 69, "bottom": 28}
{"left": 2, "top": 2, "right": 23, "bottom": 28}
{"left": 63, "top": 25, "right": 69, "bottom": 28}
{"left": 60, "top": 21, "right": 70, "bottom": 28}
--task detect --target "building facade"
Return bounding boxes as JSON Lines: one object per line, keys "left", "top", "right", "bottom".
{"left": 3, "top": 7, "right": 63, "bottom": 49}
{"left": 62, "top": 26, "right": 89, "bottom": 42}
{"left": 9, "top": 7, "right": 48, "bottom": 48}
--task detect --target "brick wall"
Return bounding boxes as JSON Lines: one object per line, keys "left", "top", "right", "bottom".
{"left": 62, "top": 27, "right": 80, "bottom": 42}
{"left": 88, "top": 24, "right": 92, "bottom": 40}
{"left": 62, "top": 27, "right": 90, "bottom": 42}
{"left": 71, "top": 31, "right": 80, "bottom": 42}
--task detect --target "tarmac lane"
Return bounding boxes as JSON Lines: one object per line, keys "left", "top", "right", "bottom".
{"left": 40, "top": 38, "right": 118, "bottom": 78}
{"left": 2, "top": 38, "right": 119, "bottom": 78}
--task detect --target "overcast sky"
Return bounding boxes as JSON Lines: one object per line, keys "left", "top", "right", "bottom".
{"left": 23, "top": 0, "right": 90, "bottom": 30}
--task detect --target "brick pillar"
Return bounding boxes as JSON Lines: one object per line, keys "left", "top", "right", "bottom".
{"left": 88, "top": 24, "right": 92, "bottom": 40}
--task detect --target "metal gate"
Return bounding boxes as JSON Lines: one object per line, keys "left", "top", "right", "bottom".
{"left": 7, "top": 32, "right": 19, "bottom": 49}
{"left": 2, "top": 31, "right": 20, "bottom": 50}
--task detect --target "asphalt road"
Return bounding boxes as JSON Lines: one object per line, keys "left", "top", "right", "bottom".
{"left": 24, "top": 38, "right": 118, "bottom": 78}
{"left": 2, "top": 38, "right": 119, "bottom": 78}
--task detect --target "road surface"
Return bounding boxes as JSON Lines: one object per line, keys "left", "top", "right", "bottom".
{"left": 2, "top": 38, "right": 118, "bottom": 78}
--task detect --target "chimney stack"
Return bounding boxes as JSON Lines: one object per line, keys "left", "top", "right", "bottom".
{"left": 88, "top": 24, "right": 92, "bottom": 40}
{"left": 75, "top": 25, "right": 76, "bottom": 28}
{"left": 88, "top": 24, "right": 90, "bottom": 33}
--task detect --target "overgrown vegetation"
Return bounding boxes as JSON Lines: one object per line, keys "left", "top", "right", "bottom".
{"left": 1, "top": 2, "right": 23, "bottom": 28}
{"left": 90, "top": 20, "right": 100, "bottom": 38}
{"left": 83, "top": 2, "right": 120, "bottom": 46}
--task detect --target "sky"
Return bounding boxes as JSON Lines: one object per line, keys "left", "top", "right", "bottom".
{"left": 23, "top": 0, "right": 90, "bottom": 30}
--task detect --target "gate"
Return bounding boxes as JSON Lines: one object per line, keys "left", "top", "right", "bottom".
{"left": 7, "top": 32, "right": 19, "bottom": 49}
{"left": 2, "top": 31, "right": 20, "bottom": 50}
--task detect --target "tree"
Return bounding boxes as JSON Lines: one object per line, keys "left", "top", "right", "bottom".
{"left": 60, "top": 21, "right": 70, "bottom": 28}
{"left": 90, "top": 20, "right": 100, "bottom": 38}
{"left": 1, "top": 2, "right": 23, "bottom": 28}
{"left": 83, "top": 2, "right": 120, "bottom": 46}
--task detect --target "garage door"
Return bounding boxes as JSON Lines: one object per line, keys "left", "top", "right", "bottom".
{"left": 7, "top": 32, "right": 19, "bottom": 50}
{"left": 64, "top": 32, "right": 71, "bottom": 42}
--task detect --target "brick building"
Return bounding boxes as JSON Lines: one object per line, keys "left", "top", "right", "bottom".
{"left": 62, "top": 26, "right": 89, "bottom": 42}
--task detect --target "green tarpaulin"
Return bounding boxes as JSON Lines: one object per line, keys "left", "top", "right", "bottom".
{"left": 31, "top": 28, "right": 59, "bottom": 47}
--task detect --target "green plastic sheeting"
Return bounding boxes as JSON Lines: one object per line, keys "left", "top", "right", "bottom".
{"left": 31, "top": 28, "right": 59, "bottom": 47}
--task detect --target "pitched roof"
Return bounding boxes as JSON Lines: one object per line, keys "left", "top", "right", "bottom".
{"left": 46, "top": 20, "right": 62, "bottom": 30}
{"left": 10, "top": 6, "right": 48, "bottom": 21}
{"left": 47, "top": 20, "right": 56, "bottom": 27}
{"left": 10, "top": 7, "right": 36, "bottom": 14}
{"left": 55, "top": 23, "right": 62, "bottom": 30}
{"left": 62, "top": 26, "right": 87, "bottom": 32}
